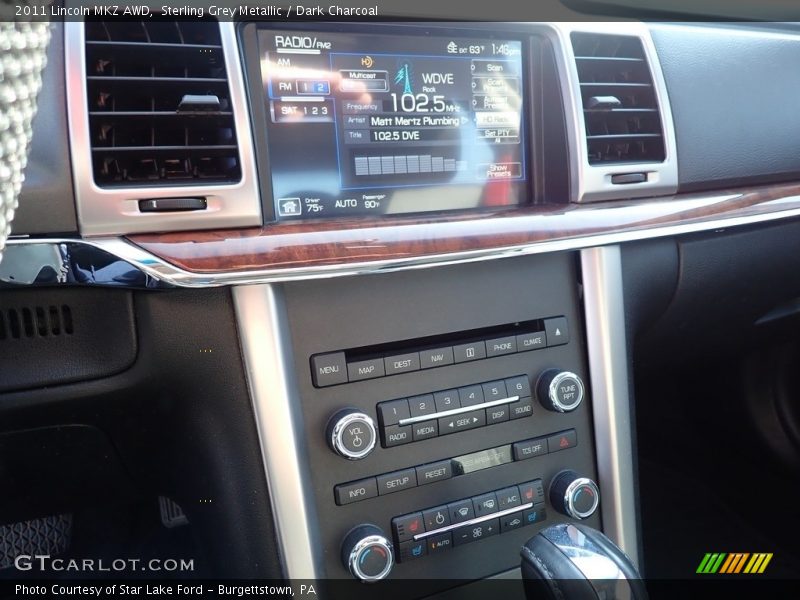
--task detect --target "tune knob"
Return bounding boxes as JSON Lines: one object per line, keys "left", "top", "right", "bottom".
{"left": 537, "top": 369, "right": 585, "bottom": 412}
{"left": 327, "top": 409, "right": 377, "bottom": 460}
{"left": 549, "top": 470, "right": 600, "bottom": 520}
{"left": 341, "top": 524, "right": 394, "bottom": 582}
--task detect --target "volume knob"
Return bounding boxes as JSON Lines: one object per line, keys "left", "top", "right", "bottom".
{"left": 537, "top": 369, "right": 585, "bottom": 412}
{"left": 327, "top": 409, "right": 377, "bottom": 460}
{"left": 341, "top": 524, "right": 394, "bottom": 582}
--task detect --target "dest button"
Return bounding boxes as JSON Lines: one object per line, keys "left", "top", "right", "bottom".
{"left": 384, "top": 352, "right": 421, "bottom": 375}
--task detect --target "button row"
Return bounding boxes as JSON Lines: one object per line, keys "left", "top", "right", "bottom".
{"left": 392, "top": 480, "right": 548, "bottom": 562}
{"left": 311, "top": 316, "right": 569, "bottom": 387}
{"left": 378, "top": 375, "right": 533, "bottom": 448}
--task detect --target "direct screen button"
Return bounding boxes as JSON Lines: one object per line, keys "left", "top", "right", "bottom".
{"left": 439, "top": 409, "right": 486, "bottom": 435}
{"left": 416, "top": 460, "right": 453, "bottom": 486}
{"left": 377, "top": 468, "right": 417, "bottom": 496}
{"left": 334, "top": 477, "right": 378, "bottom": 506}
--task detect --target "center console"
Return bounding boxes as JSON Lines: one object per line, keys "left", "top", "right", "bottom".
{"left": 279, "top": 251, "right": 599, "bottom": 596}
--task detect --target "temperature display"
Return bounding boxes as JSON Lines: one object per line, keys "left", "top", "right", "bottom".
{"left": 259, "top": 28, "right": 527, "bottom": 220}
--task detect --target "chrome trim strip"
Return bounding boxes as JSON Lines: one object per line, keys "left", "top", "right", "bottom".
{"left": 412, "top": 502, "right": 535, "bottom": 541}
{"left": 545, "top": 23, "right": 679, "bottom": 203}
{"left": 580, "top": 246, "right": 639, "bottom": 568}
{"left": 7, "top": 195, "right": 800, "bottom": 287}
{"left": 65, "top": 22, "right": 262, "bottom": 236}
{"left": 233, "top": 284, "right": 322, "bottom": 580}
{"left": 398, "top": 396, "right": 520, "bottom": 426}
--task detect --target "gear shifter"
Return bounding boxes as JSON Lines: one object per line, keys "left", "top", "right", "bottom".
{"left": 520, "top": 523, "right": 648, "bottom": 600}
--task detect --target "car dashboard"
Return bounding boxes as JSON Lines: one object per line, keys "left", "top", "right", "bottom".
{"left": 3, "top": 12, "right": 800, "bottom": 598}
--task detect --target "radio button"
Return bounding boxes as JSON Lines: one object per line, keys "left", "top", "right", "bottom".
{"left": 412, "top": 420, "right": 438, "bottom": 442}
{"left": 423, "top": 506, "right": 451, "bottom": 531}
{"left": 377, "top": 468, "right": 417, "bottom": 496}
{"left": 439, "top": 409, "right": 486, "bottom": 435}
{"left": 458, "top": 384, "right": 485, "bottom": 407}
{"left": 384, "top": 352, "right": 421, "bottom": 375}
{"left": 392, "top": 512, "right": 424, "bottom": 542}
{"left": 427, "top": 532, "right": 453, "bottom": 554}
{"left": 419, "top": 346, "right": 454, "bottom": 369}
{"left": 408, "top": 394, "right": 436, "bottom": 418}
{"left": 416, "top": 460, "right": 453, "bottom": 486}
{"left": 505, "top": 375, "right": 532, "bottom": 398}
{"left": 434, "top": 389, "right": 460, "bottom": 412}
{"left": 486, "top": 336, "right": 517, "bottom": 357}
{"left": 335, "top": 477, "right": 378, "bottom": 506}
{"left": 453, "top": 341, "right": 486, "bottom": 363}
{"left": 496, "top": 486, "right": 522, "bottom": 510}
{"left": 378, "top": 399, "right": 410, "bottom": 426}
{"left": 482, "top": 380, "right": 508, "bottom": 402}
{"left": 472, "top": 492, "right": 499, "bottom": 517}
{"left": 448, "top": 499, "right": 475, "bottom": 524}
{"left": 382, "top": 424, "right": 413, "bottom": 447}
{"left": 509, "top": 397, "right": 534, "bottom": 420}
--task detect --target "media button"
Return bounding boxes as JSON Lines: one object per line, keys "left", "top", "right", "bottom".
{"left": 416, "top": 460, "right": 453, "bottom": 486}
{"left": 453, "top": 341, "right": 486, "bottom": 363}
{"left": 412, "top": 420, "right": 438, "bottom": 442}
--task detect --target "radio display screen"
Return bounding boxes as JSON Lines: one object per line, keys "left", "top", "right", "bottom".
{"left": 258, "top": 28, "right": 528, "bottom": 220}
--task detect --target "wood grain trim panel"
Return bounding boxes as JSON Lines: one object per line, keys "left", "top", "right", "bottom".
{"left": 127, "top": 182, "right": 800, "bottom": 274}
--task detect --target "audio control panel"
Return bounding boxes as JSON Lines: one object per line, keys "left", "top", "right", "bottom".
{"left": 284, "top": 252, "right": 599, "bottom": 598}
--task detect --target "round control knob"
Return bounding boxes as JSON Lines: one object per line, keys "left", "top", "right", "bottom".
{"left": 537, "top": 369, "right": 585, "bottom": 412}
{"left": 549, "top": 470, "right": 600, "bottom": 520}
{"left": 327, "top": 409, "right": 377, "bottom": 460}
{"left": 341, "top": 524, "right": 394, "bottom": 582}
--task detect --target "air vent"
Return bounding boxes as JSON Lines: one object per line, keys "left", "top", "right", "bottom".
{"left": 571, "top": 32, "right": 665, "bottom": 165}
{"left": 0, "top": 305, "right": 73, "bottom": 341}
{"left": 84, "top": 19, "right": 241, "bottom": 186}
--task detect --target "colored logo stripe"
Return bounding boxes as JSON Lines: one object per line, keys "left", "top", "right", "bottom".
{"left": 697, "top": 552, "right": 773, "bottom": 574}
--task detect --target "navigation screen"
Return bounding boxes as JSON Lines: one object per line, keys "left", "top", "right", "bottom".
{"left": 259, "top": 28, "right": 528, "bottom": 220}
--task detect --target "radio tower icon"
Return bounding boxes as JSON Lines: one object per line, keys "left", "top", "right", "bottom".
{"left": 395, "top": 63, "right": 413, "bottom": 94}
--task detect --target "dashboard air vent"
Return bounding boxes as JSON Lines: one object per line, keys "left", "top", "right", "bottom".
{"left": 571, "top": 32, "right": 665, "bottom": 165}
{"left": 84, "top": 20, "right": 241, "bottom": 186}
